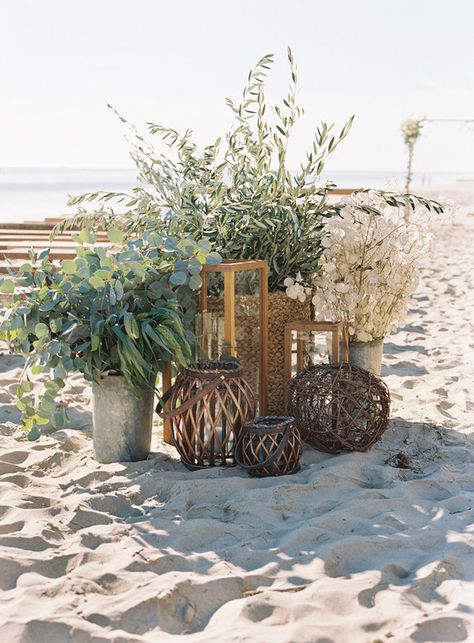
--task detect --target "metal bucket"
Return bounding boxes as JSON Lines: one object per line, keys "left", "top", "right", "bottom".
{"left": 92, "top": 375, "right": 154, "bottom": 463}
{"left": 348, "top": 338, "right": 384, "bottom": 376}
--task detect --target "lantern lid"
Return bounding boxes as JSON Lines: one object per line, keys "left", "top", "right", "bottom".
{"left": 202, "top": 259, "right": 267, "bottom": 272}
{"left": 184, "top": 360, "right": 243, "bottom": 379}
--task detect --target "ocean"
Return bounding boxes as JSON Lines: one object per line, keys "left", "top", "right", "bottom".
{"left": 0, "top": 167, "right": 473, "bottom": 222}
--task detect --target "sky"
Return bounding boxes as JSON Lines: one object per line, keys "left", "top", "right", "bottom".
{"left": 1, "top": 0, "right": 474, "bottom": 173}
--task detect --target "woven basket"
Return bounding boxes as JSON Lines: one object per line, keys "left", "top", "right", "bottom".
{"left": 158, "top": 361, "right": 256, "bottom": 470}
{"left": 267, "top": 291, "right": 312, "bottom": 415}
{"left": 235, "top": 416, "right": 302, "bottom": 477}
{"left": 288, "top": 362, "right": 390, "bottom": 453}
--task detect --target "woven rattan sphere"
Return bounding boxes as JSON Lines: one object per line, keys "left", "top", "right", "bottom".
{"left": 288, "top": 362, "right": 390, "bottom": 453}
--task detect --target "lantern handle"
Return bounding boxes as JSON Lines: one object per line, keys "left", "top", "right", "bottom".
{"left": 156, "top": 374, "right": 225, "bottom": 420}
{"left": 234, "top": 421, "right": 294, "bottom": 472}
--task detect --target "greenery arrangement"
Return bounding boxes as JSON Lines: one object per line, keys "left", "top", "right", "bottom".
{"left": 59, "top": 48, "right": 354, "bottom": 292}
{"left": 0, "top": 229, "right": 220, "bottom": 439}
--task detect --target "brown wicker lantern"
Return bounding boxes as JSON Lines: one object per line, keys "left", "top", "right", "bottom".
{"left": 200, "top": 260, "right": 268, "bottom": 414}
{"left": 159, "top": 361, "right": 255, "bottom": 470}
{"left": 288, "top": 362, "right": 390, "bottom": 453}
{"left": 236, "top": 416, "right": 302, "bottom": 477}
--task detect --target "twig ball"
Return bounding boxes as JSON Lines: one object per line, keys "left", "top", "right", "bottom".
{"left": 288, "top": 362, "right": 390, "bottom": 453}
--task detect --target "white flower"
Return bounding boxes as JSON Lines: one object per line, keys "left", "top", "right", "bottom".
{"left": 297, "top": 290, "right": 306, "bottom": 303}
{"left": 311, "top": 191, "right": 436, "bottom": 342}
{"left": 321, "top": 236, "right": 332, "bottom": 248}
{"left": 284, "top": 274, "right": 309, "bottom": 302}
{"left": 286, "top": 284, "right": 299, "bottom": 299}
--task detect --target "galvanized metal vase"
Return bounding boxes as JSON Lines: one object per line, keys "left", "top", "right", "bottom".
{"left": 348, "top": 338, "right": 384, "bottom": 376}
{"left": 92, "top": 375, "right": 154, "bottom": 463}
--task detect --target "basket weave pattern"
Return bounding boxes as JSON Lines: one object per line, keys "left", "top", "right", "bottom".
{"left": 288, "top": 362, "right": 390, "bottom": 453}
{"left": 238, "top": 416, "right": 302, "bottom": 477}
{"left": 168, "top": 361, "right": 256, "bottom": 469}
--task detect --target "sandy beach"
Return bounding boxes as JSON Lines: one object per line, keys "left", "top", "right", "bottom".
{"left": 0, "top": 212, "right": 473, "bottom": 642}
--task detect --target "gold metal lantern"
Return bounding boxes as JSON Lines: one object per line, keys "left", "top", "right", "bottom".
{"left": 199, "top": 259, "right": 268, "bottom": 414}
{"left": 283, "top": 320, "right": 349, "bottom": 411}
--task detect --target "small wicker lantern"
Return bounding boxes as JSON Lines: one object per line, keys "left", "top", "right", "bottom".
{"left": 236, "top": 416, "right": 302, "bottom": 477}
{"left": 159, "top": 361, "right": 255, "bottom": 470}
{"left": 288, "top": 362, "right": 390, "bottom": 453}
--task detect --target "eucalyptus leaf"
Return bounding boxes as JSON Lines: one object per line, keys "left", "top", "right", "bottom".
{"left": 169, "top": 271, "right": 187, "bottom": 286}
{"left": 107, "top": 227, "right": 125, "bottom": 243}
{"left": 188, "top": 274, "right": 202, "bottom": 290}
{"left": 62, "top": 260, "right": 77, "bottom": 274}
{"left": 0, "top": 233, "right": 217, "bottom": 438}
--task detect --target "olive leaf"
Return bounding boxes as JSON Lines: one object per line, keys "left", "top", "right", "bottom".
{"left": 56, "top": 48, "right": 354, "bottom": 292}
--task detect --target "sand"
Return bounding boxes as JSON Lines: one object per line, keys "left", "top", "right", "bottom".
{"left": 0, "top": 212, "right": 473, "bottom": 642}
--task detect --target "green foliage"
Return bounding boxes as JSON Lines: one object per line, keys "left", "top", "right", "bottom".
{"left": 359, "top": 189, "right": 446, "bottom": 216}
{"left": 59, "top": 48, "right": 354, "bottom": 292}
{"left": 0, "top": 232, "right": 220, "bottom": 437}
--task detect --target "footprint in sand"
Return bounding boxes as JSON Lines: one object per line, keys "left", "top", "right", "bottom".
{"left": 437, "top": 400, "right": 454, "bottom": 411}
{"left": 0, "top": 473, "right": 30, "bottom": 488}
{"left": 0, "top": 461, "right": 25, "bottom": 475}
{"left": 0, "top": 450, "right": 29, "bottom": 465}
{"left": 411, "top": 616, "right": 468, "bottom": 642}
{"left": 17, "top": 495, "right": 53, "bottom": 509}
{"left": 0, "top": 535, "right": 54, "bottom": 552}
{"left": 436, "top": 400, "right": 456, "bottom": 419}
{"left": 0, "top": 520, "right": 24, "bottom": 535}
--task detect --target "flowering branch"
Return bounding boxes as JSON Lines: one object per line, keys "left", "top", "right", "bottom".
{"left": 312, "top": 190, "right": 445, "bottom": 342}
{"left": 401, "top": 118, "right": 424, "bottom": 192}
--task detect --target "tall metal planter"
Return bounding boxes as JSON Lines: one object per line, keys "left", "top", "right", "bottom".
{"left": 92, "top": 375, "right": 154, "bottom": 463}
{"left": 348, "top": 338, "right": 384, "bottom": 376}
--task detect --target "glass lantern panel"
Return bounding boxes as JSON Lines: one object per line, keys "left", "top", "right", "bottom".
{"left": 234, "top": 269, "right": 261, "bottom": 405}
{"left": 198, "top": 268, "right": 262, "bottom": 410}
{"left": 289, "top": 330, "right": 332, "bottom": 379}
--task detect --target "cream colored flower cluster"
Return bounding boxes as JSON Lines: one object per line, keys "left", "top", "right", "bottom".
{"left": 401, "top": 118, "right": 423, "bottom": 145}
{"left": 312, "top": 192, "right": 433, "bottom": 342}
{"left": 284, "top": 273, "right": 312, "bottom": 302}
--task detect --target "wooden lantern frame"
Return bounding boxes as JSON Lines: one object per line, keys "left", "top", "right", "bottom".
{"left": 283, "top": 320, "right": 349, "bottom": 411}
{"left": 199, "top": 259, "right": 269, "bottom": 414}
